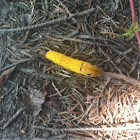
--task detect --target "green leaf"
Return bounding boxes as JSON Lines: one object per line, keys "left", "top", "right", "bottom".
{"left": 120, "top": 20, "right": 139, "bottom": 40}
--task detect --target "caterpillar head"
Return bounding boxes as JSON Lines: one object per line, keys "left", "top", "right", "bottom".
{"left": 81, "top": 62, "right": 103, "bottom": 77}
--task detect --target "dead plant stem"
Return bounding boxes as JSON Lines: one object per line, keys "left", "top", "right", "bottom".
{"left": 129, "top": 0, "right": 140, "bottom": 47}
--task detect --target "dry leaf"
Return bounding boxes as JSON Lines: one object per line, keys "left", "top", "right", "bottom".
{"left": 23, "top": 88, "right": 48, "bottom": 117}
{"left": 23, "top": 81, "right": 61, "bottom": 116}
{"left": 0, "top": 66, "right": 16, "bottom": 91}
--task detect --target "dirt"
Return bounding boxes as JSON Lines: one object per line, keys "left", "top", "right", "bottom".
{"left": 0, "top": 0, "right": 140, "bottom": 140}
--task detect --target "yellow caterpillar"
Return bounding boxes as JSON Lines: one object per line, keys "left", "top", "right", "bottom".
{"left": 45, "top": 50, "right": 103, "bottom": 77}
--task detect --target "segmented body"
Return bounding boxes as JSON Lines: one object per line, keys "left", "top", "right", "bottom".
{"left": 45, "top": 50, "right": 103, "bottom": 77}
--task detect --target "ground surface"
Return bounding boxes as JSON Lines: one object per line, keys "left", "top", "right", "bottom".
{"left": 0, "top": 0, "right": 140, "bottom": 140}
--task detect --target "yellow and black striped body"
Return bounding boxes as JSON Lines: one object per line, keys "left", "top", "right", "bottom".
{"left": 45, "top": 50, "right": 103, "bottom": 77}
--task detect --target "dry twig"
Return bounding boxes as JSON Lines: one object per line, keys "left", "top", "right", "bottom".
{"left": 103, "top": 72, "right": 140, "bottom": 86}
{"left": 0, "top": 8, "right": 95, "bottom": 33}
{"left": 34, "top": 123, "right": 140, "bottom": 132}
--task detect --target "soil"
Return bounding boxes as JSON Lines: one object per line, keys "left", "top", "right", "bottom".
{"left": 0, "top": 0, "right": 140, "bottom": 140}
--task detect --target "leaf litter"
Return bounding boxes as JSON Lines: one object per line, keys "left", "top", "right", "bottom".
{"left": 0, "top": 0, "right": 140, "bottom": 139}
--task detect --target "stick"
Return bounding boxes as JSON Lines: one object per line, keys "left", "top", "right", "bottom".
{"left": 0, "top": 8, "right": 95, "bottom": 33}
{"left": 129, "top": 0, "right": 140, "bottom": 47}
{"left": 103, "top": 72, "right": 140, "bottom": 86}
{"left": 33, "top": 123, "right": 140, "bottom": 131}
